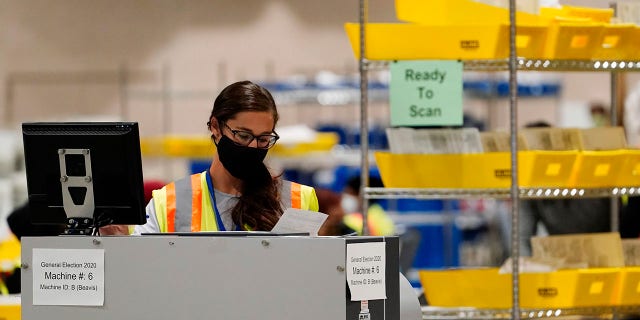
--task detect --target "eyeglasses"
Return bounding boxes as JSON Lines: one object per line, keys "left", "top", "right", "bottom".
{"left": 223, "top": 122, "right": 279, "bottom": 149}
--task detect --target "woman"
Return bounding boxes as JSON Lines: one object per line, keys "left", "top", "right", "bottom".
{"left": 134, "top": 80, "right": 318, "bottom": 233}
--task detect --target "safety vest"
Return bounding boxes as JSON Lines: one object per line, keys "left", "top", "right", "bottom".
{"left": 343, "top": 203, "right": 395, "bottom": 236}
{"left": 151, "top": 171, "right": 319, "bottom": 232}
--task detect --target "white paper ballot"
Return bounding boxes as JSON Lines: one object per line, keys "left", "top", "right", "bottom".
{"left": 271, "top": 208, "right": 328, "bottom": 236}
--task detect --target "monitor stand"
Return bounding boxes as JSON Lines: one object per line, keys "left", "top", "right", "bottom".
{"left": 58, "top": 148, "right": 96, "bottom": 235}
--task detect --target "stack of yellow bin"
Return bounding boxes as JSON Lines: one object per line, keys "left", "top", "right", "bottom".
{"left": 345, "top": 0, "right": 636, "bottom": 61}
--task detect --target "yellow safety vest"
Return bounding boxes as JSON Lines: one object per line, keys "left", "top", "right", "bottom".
{"left": 343, "top": 203, "right": 395, "bottom": 236}
{"left": 151, "top": 171, "right": 319, "bottom": 232}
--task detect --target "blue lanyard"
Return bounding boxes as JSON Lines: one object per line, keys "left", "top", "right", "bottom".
{"left": 205, "top": 171, "right": 227, "bottom": 231}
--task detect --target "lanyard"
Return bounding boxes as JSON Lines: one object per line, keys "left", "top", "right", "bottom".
{"left": 205, "top": 171, "right": 227, "bottom": 231}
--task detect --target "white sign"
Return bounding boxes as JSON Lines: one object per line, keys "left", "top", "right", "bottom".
{"left": 32, "top": 248, "right": 105, "bottom": 306}
{"left": 390, "top": 60, "right": 463, "bottom": 127}
{"left": 346, "top": 242, "right": 386, "bottom": 301}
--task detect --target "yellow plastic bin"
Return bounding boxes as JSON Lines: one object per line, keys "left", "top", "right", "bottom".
{"left": 140, "top": 136, "right": 166, "bottom": 157}
{"left": 631, "top": 27, "right": 640, "bottom": 60}
{"left": 519, "top": 151, "right": 578, "bottom": 188}
{"left": 374, "top": 152, "right": 465, "bottom": 188}
{"left": 419, "top": 268, "right": 511, "bottom": 308}
{"left": 461, "top": 152, "right": 511, "bottom": 188}
{"left": 614, "top": 267, "right": 640, "bottom": 306}
{"left": 543, "top": 22, "right": 604, "bottom": 60}
{"left": 344, "top": 23, "right": 509, "bottom": 60}
{"left": 420, "top": 268, "right": 619, "bottom": 309}
{"left": 617, "top": 149, "right": 640, "bottom": 186}
{"left": 0, "top": 300, "right": 20, "bottom": 320}
{"left": 376, "top": 151, "right": 579, "bottom": 189}
{"left": 570, "top": 150, "right": 626, "bottom": 188}
{"left": 593, "top": 24, "right": 638, "bottom": 60}
{"left": 496, "top": 23, "right": 550, "bottom": 59}
{"left": 375, "top": 152, "right": 513, "bottom": 189}
{"left": 541, "top": 6, "right": 613, "bottom": 23}
{"left": 520, "top": 268, "right": 619, "bottom": 308}
{"left": 395, "top": 0, "right": 544, "bottom": 26}
{"left": 271, "top": 132, "right": 338, "bottom": 157}
{"left": 163, "top": 135, "right": 214, "bottom": 158}
{"left": 0, "top": 234, "right": 20, "bottom": 263}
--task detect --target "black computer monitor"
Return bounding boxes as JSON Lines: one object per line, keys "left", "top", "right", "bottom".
{"left": 22, "top": 122, "right": 147, "bottom": 235}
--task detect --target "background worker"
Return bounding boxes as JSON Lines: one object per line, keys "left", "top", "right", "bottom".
{"left": 501, "top": 120, "right": 611, "bottom": 256}
{"left": 134, "top": 80, "right": 318, "bottom": 234}
{"left": 315, "top": 188, "right": 351, "bottom": 236}
{"left": 341, "top": 175, "right": 421, "bottom": 275}
{"left": 342, "top": 176, "right": 395, "bottom": 236}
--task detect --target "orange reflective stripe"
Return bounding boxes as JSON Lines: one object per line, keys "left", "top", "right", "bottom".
{"left": 290, "top": 182, "right": 301, "bottom": 208}
{"left": 368, "top": 219, "right": 379, "bottom": 236}
{"left": 191, "top": 174, "right": 202, "bottom": 232}
{"left": 166, "top": 183, "right": 176, "bottom": 232}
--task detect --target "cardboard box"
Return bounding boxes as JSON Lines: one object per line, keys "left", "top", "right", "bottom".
{"left": 622, "top": 239, "right": 640, "bottom": 266}
{"left": 578, "top": 127, "right": 627, "bottom": 150}
{"left": 480, "top": 131, "right": 528, "bottom": 152}
{"left": 531, "top": 232, "right": 625, "bottom": 268}
{"left": 521, "top": 128, "right": 582, "bottom": 150}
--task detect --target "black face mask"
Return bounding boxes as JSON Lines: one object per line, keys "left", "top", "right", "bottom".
{"left": 215, "top": 135, "right": 268, "bottom": 181}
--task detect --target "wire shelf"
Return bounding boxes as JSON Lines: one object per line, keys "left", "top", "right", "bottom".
{"left": 422, "top": 306, "right": 640, "bottom": 320}
{"left": 365, "top": 59, "right": 640, "bottom": 72}
{"left": 365, "top": 186, "right": 640, "bottom": 200}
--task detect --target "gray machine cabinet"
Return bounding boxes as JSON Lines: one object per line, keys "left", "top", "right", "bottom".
{"left": 21, "top": 235, "right": 399, "bottom": 320}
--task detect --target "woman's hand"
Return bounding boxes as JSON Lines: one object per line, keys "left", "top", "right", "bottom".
{"left": 98, "top": 225, "right": 130, "bottom": 235}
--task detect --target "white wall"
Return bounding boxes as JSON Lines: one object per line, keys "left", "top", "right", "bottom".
{"left": 0, "top": 0, "right": 396, "bottom": 136}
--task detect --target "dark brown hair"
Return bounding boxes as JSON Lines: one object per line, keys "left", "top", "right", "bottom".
{"left": 209, "top": 80, "right": 282, "bottom": 231}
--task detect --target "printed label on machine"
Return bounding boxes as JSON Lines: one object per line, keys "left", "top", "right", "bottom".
{"left": 346, "top": 242, "right": 386, "bottom": 301}
{"left": 32, "top": 248, "right": 105, "bottom": 306}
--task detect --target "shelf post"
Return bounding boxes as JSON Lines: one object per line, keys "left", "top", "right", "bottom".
{"left": 508, "top": 0, "right": 521, "bottom": 318}
{"left": 610, "top": 70, "right": 621, "bottom": 233}
{"left": 358, "top": 0, "right": 370, "bottom": 236}
{"left": 609, "top": 1, "right": 621, "bottom": 234}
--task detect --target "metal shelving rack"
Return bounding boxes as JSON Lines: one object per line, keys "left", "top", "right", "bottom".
{"left": 356, "top": 1, "right": 640, "bottom": 319}
{"left": 366, "top": 59, "right": 640, "bottom": 72}
{"left": 365, "top": 186, "right": 640, "bottom": 200}
{"left": 421, "top": 306, "right": 640, "bottom": 320}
